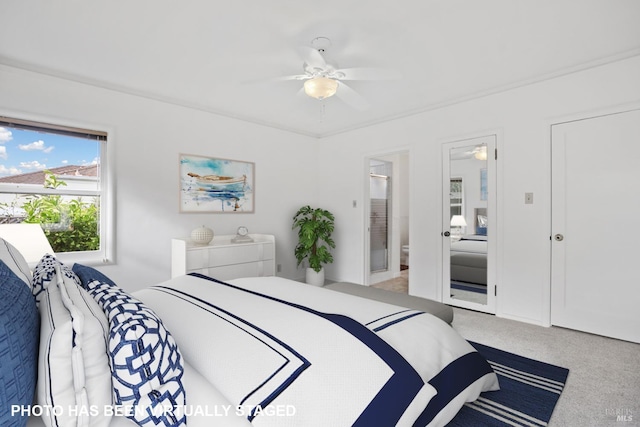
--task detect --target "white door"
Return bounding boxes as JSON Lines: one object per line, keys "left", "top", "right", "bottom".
{"left": 551, "top": 108, "right": 640, "bottom": 343}
{"left": 442, "top": 135, "right": 496, "bottom": 314}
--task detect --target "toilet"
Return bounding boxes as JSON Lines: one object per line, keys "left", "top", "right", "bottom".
{"left": 401, "top": 245, "right": 410, "bottom": 267}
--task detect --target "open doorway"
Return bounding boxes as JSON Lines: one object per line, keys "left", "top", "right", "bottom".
{"left": 365, "top": 151, "right": 410, "bottom": 292}
{"left": 369, "top": 160, "right": 391, "bottom": 275}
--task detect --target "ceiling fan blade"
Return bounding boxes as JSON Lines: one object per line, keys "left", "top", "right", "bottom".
{"left": 450, "top": 150, "right": 474, "bottom": 161}
{"left": 335, "top": 67, "right": 402, "bottom": 81}
{"left": 240, "top": 74, "right": 309, "bottom": 86}
{"left": 298, "top": 46, "right": 327, "bottom": 70}
{"left": 273, "top": 74, "right": 310, "bottom": 81}
{"left": 335, "top": 81, "right": 370, "bottom": 111}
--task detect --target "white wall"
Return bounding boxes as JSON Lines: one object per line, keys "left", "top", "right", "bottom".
{"left": 0, "top": 64, "right": 318, "bottom": 291}
{"left": 2, "top": 55, "right": 639, "bottom": 326}
{"left": 318, "top": 55, "right": 640, "bottom": 326}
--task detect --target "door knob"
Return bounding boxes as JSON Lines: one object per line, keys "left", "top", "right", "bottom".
{"left": 554, "top": 234, "right": 564, "bottom": 241}
{"left": 442, "top": 231, "right": 451, "bottom": 237}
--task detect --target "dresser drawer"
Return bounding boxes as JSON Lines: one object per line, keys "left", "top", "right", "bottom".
{"left": 172, "top": 234, "right": 276, "bottom": 280}
{"left": 185, "top": 242, "right": 274, "bottom": 270}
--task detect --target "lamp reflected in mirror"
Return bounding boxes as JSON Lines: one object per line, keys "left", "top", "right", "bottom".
{"left": 450, "top": 215, "right": 467, "bottom": 240}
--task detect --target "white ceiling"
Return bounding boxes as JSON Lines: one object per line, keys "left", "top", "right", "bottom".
{"left": 1, "top": 1, "right": 639, "bottom": 138}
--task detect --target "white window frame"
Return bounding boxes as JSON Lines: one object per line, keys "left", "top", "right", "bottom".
{"left": 0, "top": 113, "right": 115, "bottom": 266}
{"left": 450, "top": 176, "right": 464, "bottom": 219}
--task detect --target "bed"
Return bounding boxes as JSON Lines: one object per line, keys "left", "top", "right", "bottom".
{"left": 450, "top": 235, "right": 487, "bottom": 285}
{"left": 0, "top": 237, "right": 499, "bottom": 427}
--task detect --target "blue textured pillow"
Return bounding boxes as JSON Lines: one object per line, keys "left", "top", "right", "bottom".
{"left": 0, "top": 238, "right": 32, "bottom": 288}
{"left": 86, "top": 279, "right": 186, "bottom": 427}
{"left": 72, "top": 263, "right": 117, "bottom": 288}
{"left": 0, "top": 260, "right": 39, "bottom": 427}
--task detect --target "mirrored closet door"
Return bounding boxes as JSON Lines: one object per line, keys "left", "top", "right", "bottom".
{"left": 442, "top": 135, "right": 496, "bottom": 313}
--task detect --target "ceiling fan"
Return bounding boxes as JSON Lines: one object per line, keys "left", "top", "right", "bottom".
{"left": 451, "top": 144, "right": 488, "bottom": 161}
{"left": 276, "top": 37, "right": 401, "bottom": 110}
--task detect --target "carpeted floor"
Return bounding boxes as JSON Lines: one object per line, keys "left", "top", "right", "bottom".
{"left": 452, "top": 308, "right": 640, "bottom": 427}
{"left": 371, "top": 275, "right": 640, "bottom": 426}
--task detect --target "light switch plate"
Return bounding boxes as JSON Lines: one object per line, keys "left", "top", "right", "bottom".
{"left": 525, "top": 192, "right": 534, "bottom": 204}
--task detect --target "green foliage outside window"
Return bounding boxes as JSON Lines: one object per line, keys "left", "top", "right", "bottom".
{"left": 4, "top": 171, "right": 100, "bottom": 252}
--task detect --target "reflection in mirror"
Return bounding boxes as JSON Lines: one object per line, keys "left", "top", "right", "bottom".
{"left": 449, "top": 143, "right": 488, "bottom": 305}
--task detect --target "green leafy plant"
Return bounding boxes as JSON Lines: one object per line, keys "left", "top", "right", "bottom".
{"left": 292, "top": 205, "right": 335, "bottom": 273}
{"left": 19, "top": 170, "right": 100, "bottom": 252}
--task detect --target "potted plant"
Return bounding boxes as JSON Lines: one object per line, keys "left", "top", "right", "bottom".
{"left": 292, "top": 205, "right": 335, "bottom": 286}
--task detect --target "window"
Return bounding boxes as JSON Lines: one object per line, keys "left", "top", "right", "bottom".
{"left": 450, "top": 177, "right": 463, "bottom": 219}
{"left": 0, "top": 116, "right": 112, "bottom": 264}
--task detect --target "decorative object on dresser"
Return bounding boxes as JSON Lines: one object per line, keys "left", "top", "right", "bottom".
{"left": 292, "top": 205, "right": 335, "bottom": 286}
{"left": 171, "top": 234, "right": 275, "bottom": 281}
{"left": 190, "top": 225, "right": 214, "bottom": 245}
{"left": 231, "top": 225, "right": 253, "bottom": 243}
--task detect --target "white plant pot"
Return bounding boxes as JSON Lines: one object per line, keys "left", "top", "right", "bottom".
{"left": 305, "top": 267, "right": 325, "bottom": 286}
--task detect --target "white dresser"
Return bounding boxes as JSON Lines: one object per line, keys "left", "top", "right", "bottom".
{"left": 171, "top": 234, "right": 275, "bottom": 280}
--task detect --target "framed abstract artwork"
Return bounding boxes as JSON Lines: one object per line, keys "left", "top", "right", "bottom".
{"left": 179, "top": 154, "right": 254, "bottom": 213}
{"left": 480, "top": 168, "right": 488, "bottom": 201}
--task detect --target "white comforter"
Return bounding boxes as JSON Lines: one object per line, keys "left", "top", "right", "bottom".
{"left": 132, "top": 274, "right": 498, "bottom": 427}
{"left": 450, "top": 239, "right": 487, "bottom": 254}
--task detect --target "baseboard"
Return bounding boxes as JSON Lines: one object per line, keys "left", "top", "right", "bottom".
{"left": 497, "top": 312, "right": 550, "bottom": 328}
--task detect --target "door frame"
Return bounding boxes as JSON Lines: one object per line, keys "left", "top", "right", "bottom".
{"left": 369, "top": 167, "right": 392, "bottom": 280}
{"left": 545, "top": 101, "right": 640, "bottom": 327}
{"left": 548, "top": 104, "right": 640, "bottom": 338}
{"left": 363, "top": 148, "right": 411, "bottom": 287}
{"left": 440, "top": 131, "right": 500, "bottom": 314}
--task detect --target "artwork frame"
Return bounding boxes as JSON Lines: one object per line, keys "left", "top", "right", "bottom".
{"left": 179, "top": 153, "right": 254, "bottom": 213}
{"left": 480, "top": 168, "right": 488, "bottom": 201}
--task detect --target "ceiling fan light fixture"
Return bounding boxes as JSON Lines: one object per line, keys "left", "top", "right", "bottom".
{"left": 304, "top": 77, "right": 338, "bottom": 100}
{"left": 474, "top": 146, "right": 488, "bottom": 160}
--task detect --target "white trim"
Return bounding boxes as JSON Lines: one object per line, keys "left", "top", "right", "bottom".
{"left": 544, "top": 102, "right": 640, "bottom": 328}
{"left": 439, "top": 129, "right": 502, "bottom": 315}
{"left": 3, "top": 49, "right": 639, "bottom": 139}
{"left": 0, "top": 109, "right": 116, "bottom": 265}
{"left": 0, "top": 186, "right": 100, "bottom": 197}
{"left": 362, "top": 146, "right": 412, "bottom": 287}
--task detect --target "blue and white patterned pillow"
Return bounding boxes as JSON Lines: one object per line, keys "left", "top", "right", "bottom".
{"left": 84, "top": 277, "right": 186, "bottom": 427}
{"left": 32, "top": 254, "right": 81, "bottom": 304}
{"left": 0, "top": 260, "right": 39, "bottom": 427}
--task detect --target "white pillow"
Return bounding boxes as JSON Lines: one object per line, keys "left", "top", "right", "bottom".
{"left": 35, "top": 256, "right": 113, "bottom": 427}
{"left": 62, "top": 268, "right": 114, "bottom": 427}
{"left": 0, "top": 237, "right": 31, "bottom": 287}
